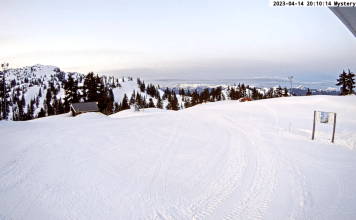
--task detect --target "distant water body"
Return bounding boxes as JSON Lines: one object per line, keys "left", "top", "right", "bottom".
{"left": 148, "top": 77, "right": 338, "bottom": 90}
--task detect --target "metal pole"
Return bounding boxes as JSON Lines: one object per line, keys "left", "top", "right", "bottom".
{"left": 3, "top": 69, "right": 5, "bottom": 120}
{"left": 1, "top": 63, "right": 8, "bottom": 121}
{"left": 288, "top": 76, "right": 293, "bottom": 96}
{"left": 312, "top": 110, "right": 316, "bottom": 140}
{"left": 0, "top": 71, "right": 5, "bottom": 118}
{"left": 332, "top": 113, "right": 337, "bottom": 143}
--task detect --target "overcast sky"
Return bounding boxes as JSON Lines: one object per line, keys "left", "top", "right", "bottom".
{"left": 1, "top": 0, "right": 355, "bottom": 82}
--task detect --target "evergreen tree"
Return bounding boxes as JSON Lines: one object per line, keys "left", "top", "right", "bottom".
{"left": 165, "top": 102, "right": 172, "bottom": 110}
{"left": 21, "top": 93, "right": 26, "bottom": 111}
{"left": 0, "top": 72, "right": 10, "bottom": 120}
{"left": 275, "top": 85, "right": 283, "bottom": 97}
{"left": 229, "top": 87, "right": 238, "bottom": 100}
{"left": 156, "top": 95, "right": 163, "bottom": 109}
{"left": 64, "top": 73, "right": 79, "bottom": 106}
{"left": 142, "top": 96, "right": 147, "bottom": 108}
{"left": 180, "top": 88, "right": 185, "bottom": 97}
{"left": 52, "top": 95, "right": 59, "bottom": 115}
{"left": 28, "top": 98, "right": 36, "bottom": 119}
{"left": 121, "top": 93, "right": 130, "bottom": 110}
{"left": 265, "top": 88, "right": 274, "bottom": 99}
{"left": 252, "top": 88, "right": 261, "bottom": 100}
{"left": 140, "top": 81, "right": 146, "bottom": 92}
{"left": 12, "top": 105, "right": 18, "bottom": 121}
{"left": 201, "top": 88, "right": 210, "bottom": 103}
{"left": 107, "top": 89, "right": 115, "bottom": 114}
{"left": 346, "top": 69, "right": 355, "bottom": 94}
{"left": 37, "top": 108, "right": 46, "bottom": 118}
{"left": 169, "top": 93, "right": 180, "bottom": 110}
{"left": 163, "top": 87, "right": 170, "bottom": 100}
{"left": 97, "top": 83, "right": 109, "bottom": 114}
{"left": 184, "top": 97, "right": 191, "bottom": 108}
{"left": 284, "top": 87, "right": 289, "bottom": 97}
{"left": 18, "top": 98, "right": 25, "bottom": 120}
{"left": 148, "top": 98, "right": 155, "bottom": 108}
{"left": 36, "top": 95, "right": 40, "bottom": 108}
{"left": 136, "top": 92, "right": 142, "bottom": 107}
{"left": 83, "top": 72, "right": 100, "bottom": 101}
{"left": 129, "top": 90, "right": 136, "bottom": 105}
{"left": 98, "top": 88, "right": 115, "bottom": 115}
{"left": 191, "top": 90, "right": 199, "bottom": 106}
{"left": 240, "top": 84, "right": 246, "bottom": 97}
{"left": 336, "top": 70, "right": 349, "bottom": 95}
{"left": 114, "top": 102, "right": 120, "bottom": 113}
{"left": 45, "top": 89, "right": 54, "bottom": 116}
{"left": 306, "top": 88, "right": 312, "bottom": 96}
{"left": 58, "top": 98, "right": 64, "bottom": 114}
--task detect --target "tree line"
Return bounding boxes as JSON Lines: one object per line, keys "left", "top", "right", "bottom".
{"left": 1, "top": 69, "right": 355, "bottom": 121}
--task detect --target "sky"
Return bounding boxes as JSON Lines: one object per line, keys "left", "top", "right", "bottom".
{"left": 1, "top": 0, "right": 356, "bottom": 86}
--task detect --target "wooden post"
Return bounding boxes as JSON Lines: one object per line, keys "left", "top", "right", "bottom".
{"left": 312, "top": 111, "right": 316, "bottom": 140}
{"left": 332, "top": 113, "right": 337, "bottom": 143}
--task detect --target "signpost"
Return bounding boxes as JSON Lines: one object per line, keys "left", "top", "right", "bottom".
{"left": 312, "top": 111, "right": 337, "bottom": 143}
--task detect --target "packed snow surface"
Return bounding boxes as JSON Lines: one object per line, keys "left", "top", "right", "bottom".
{"left": 1, "top": 96, "right": 356, "bottom": 220}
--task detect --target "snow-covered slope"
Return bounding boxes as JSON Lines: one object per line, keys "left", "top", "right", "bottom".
{"left": 4, "top": 64, "right": 85, "bottom": 118}
{"left": 2, "top": 64, "right": 160, "bottom": 119}
{"left": 1, "top": 95, "right": 356, "bottom": 219}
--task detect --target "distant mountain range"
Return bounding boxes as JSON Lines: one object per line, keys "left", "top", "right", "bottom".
{"left": 291, "top": 85, "right": 339, "bottom": 96}
{"left": 163, "top": 83, "right": 341, "bottom": 96}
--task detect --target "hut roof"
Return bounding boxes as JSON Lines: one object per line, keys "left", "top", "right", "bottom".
{"left": 71, "top": 102, "right": 99, "bottom": 113}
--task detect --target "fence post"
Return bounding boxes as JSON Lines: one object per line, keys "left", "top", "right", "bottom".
{"left": 312, "top": 111, "right": 316, "bottom": 140}
{"left": 332, "top": 113, "right": 337, "bottom": 143}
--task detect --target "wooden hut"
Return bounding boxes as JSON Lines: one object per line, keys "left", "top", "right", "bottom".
{"left": 70, "top": 102, "right": 99, "bottom": 116}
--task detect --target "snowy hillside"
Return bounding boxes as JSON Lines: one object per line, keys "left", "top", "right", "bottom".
{"left": 1, "top": 95, "right": 355, "bottom": 219}
{"left": 1, "top": 64, "right": 163, "bottom": 120}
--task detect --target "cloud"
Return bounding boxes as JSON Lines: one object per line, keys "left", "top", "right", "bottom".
{"left": 4, "top": 48, "right": 141, "bottom": 59}
{"left": 97, "top": 56, "right": 344, "bottom": 86}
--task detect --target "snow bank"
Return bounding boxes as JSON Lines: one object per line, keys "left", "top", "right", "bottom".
{"left": 75, "top": 112, "right": 108, "bottom": 119}
{"left": 110, "top": 107, "right": 169, "bottom": 119}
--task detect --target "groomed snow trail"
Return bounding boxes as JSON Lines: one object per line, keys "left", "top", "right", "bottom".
{"left": 1, "top": 96, "right": 356, "bottom": 219}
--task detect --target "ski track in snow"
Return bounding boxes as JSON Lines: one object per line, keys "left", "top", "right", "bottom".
{"left": 257, "top": 103, "right": 310, "bottom": 220}
{"left": 174, "top": 116, "right": 247, "bottom": 220}
{"left": 1, "top": 96, "right": 356, "bottom": 219}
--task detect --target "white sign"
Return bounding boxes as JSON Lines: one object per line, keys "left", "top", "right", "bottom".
{"left": 315, "top": 111, "right": 335, "bottom": 124}
{"left": 312, "top": 111, "right": 337, "bottom": 143}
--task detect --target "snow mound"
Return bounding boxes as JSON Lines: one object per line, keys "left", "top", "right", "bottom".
{"left": 75, "top": 112, "right": 107, "bottom": 119}
{"left": 110, "top": 108, "right": 168, "bottom": 119}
